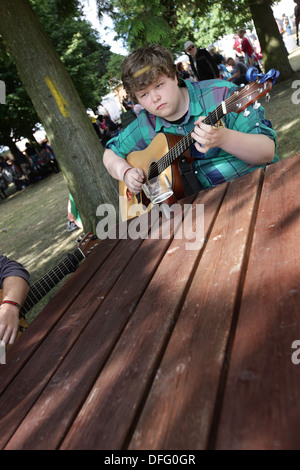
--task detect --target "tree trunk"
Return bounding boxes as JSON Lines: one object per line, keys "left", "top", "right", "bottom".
{"left": 248, "top": 0, "right": 295, "bottom": 81}
{"left": 0, "top": 0, "right": 119, "bottom": 232}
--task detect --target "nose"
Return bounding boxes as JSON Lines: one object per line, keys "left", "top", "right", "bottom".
{"left": 150, "top": 89, "right": 160, "bottom": 103}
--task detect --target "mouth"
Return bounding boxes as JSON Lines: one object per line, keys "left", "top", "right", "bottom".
{"left": 156, "top": 103, "right": 166, "bottom": 111}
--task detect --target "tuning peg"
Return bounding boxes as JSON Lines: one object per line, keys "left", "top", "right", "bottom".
{"left": 243, "top": 109, "right": 250, "bottom": 117}
{"left": 246, "top": 66, "right": 259, "bottom": 82}
{"left": 76, "top": 233, "right": 85, "bottom": 243}
{"left": 253, "top": 101, "right": 261, "bottom": 109}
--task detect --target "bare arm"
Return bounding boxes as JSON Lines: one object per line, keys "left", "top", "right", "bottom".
{"left": 227, "top": 69, "right": 240, "bottom": 82}
{"left": 192, "top": 117, "right": 275, "bottom": 165}
{"left": 103, "top": 148, "right": 144, "bottom": 194}
{"left": 0, "top": 276, "right": 30, "bottom": 345}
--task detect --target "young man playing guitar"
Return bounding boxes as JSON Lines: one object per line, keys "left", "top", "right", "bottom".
{"left": 0, "top": 255, "right": 30, "bottom": 345}
{"left": 103, "top": 44, "right": 278, "bottom": 205}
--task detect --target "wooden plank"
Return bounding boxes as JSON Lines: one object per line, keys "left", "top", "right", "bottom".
{"left": 0, "top": 235, "right": 145, "bottom": 450}
{"left": 3, "top": 203, "right": 189, "bottom": 450}
{"left": 59, "top": 183, "right": 228, "bottom": 450}
{"left": 128, "top": 169, "right": 264, "bottom": 450}
{"left": 0, "top": 236, "right": 119, "bottom": 396}
{"left": 215, "top": 155, "right": 300, "bottom": 450}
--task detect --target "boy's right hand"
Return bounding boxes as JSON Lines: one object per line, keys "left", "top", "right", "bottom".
{"left": 123, "top": 167, "right": 144, "bottom": 194}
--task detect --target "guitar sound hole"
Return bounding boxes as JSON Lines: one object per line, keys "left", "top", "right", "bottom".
{"left": 147, "top": 162, "right": 159, "bottom": 180}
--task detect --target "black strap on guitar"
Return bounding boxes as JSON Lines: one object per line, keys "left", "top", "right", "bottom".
{"left": 178, "top": 156, "right": 202, "bottom": 196}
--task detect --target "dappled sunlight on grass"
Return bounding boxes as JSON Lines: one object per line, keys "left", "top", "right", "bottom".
{"left": 278, "top": 117, "right": 300, "bottom": 133}
{"left": 264, "top": 68, "right": 300, "bottom": 160}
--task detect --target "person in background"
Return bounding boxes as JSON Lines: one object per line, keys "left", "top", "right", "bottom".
{"left": 237, "top": 29, "right": 261, "bottom": 71}
{"left": 184, "top": 40, "right": 219, "bottom": 81}
{"left": 40, "top": 141, "right": 60, "bottom": 173}
{"left": 226, "top": 57, "right": 249, "bottom": 85}
{"left": 294, "top": 0, "right": 300, "bottom": 46}
{"left": 0, "top": 255, "right": 30, "bottom": 345}
{"left": 176, "top": 61, "right": 190, "bottom": 80}
{"left": 282, "top": 13, "right": 292, "bottom": 35}
{"left": 211, "top": 52, "right": 232, "bottom": 80}
{"left": 67, "top": 193, "right": 83, "bottom": 232}
{"left": 0, "top": 163, "right": 9, "bottom": 198}
{"left": 233, "top": 35, "right": 242, "bottom": 56}
{"left": 12, "top": 149, "right": 31, "bottom": 178}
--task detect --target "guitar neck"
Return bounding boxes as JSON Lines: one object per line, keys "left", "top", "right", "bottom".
{"left": 157, "top": 103, "right": 225, "bottom": 175}
{"left": 20, "top": 247, "right": 85, "bottom": 316}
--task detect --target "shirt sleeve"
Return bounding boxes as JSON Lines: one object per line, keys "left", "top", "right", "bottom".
{"left": 0, "top": 255, "right": 30, "bottom": 288}
{"left": 105, "top": 114, "right": 149, "bottom": 159}
{"left": 225, "top": 101, "right": 278, "bottom": 154}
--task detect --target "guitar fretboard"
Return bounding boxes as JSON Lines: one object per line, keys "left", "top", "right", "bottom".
{"left": 20, "top": 248, "right": 84, "bottom": 315}
{"left": 149, "top": 103, "right": 225, "bottom": 179}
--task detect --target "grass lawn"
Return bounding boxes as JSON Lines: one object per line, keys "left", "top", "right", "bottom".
{"left": 0, "top": 54, "right": 299, "bottom": 327}
{"left": 264, "top": 68, "right": 300, "bottom": 161}
{"left": 0, "top": 172, "right": 84, "bottom": 323}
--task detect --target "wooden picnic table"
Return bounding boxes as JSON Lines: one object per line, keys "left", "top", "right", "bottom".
{"left": 0, "top": 154, "right": 299, "bottom": 451}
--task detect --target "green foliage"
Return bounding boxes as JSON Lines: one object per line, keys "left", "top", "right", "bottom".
{"left": 0, "top": 0, "right": 115, "bottom": 148}
{"left": 110, "top": 0, "right": 175, "bottom": 50}
{"left": 107, "top": 0, "right": 253, "bottom": 55}
{"left": 0, "top": 43, "right": 40, "bottom": 145}
{"left": 100, "top": 53, "right": 125, "bottom": 90}
{"left": 30, "top": 0, "right": 113, "bottom": 105}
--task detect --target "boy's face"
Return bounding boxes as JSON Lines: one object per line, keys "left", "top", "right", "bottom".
{"left": 135, "top": 74, "right": 184, "bottom": 121}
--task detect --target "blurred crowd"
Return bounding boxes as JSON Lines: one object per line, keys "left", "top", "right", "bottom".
{"left": 0, "top": 140, "right": 59, "bottom": 199}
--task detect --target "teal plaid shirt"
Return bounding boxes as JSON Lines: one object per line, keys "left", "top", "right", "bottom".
{"left": 106, "top": 79, "right": 278, "bottom": 189}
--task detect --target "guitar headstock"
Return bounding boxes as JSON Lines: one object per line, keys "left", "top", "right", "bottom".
{"left": 226, "top": 67, "right": 280, "bottom": 115}
{"left": 76, "top": 232, "right": 99, "bottom": 257}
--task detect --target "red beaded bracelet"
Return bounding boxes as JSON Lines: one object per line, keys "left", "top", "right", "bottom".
{"left": 123, "top": 167, "right": 132, "bottom": 182}
{"left": 1, "top": 300, "right": 21, "bottom": 310}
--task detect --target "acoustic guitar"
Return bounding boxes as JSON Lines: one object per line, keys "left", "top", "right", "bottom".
{"left": 0, "top": 232, "right": 99, "bottom": 339}
{"left": 119, "top": 68, "right": 279, "bottom": 221}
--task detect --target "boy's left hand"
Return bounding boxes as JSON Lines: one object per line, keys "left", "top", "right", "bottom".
{"left": 192, "top": 116, "right": 225, "bottom": 153}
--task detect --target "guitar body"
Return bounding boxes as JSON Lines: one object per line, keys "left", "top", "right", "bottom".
{"left": 119, "top": 133, "right": 193, "bottom": 221}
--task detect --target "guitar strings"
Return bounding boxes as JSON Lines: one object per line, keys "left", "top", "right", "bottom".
{"left": 147, "top": 79, "right": 268, "bottom": 181}
{"left": 147, "top": 103, "right": 224, "bottom": 180}
{"left": 21, "top": 250, "right": 82, "bottom": 314}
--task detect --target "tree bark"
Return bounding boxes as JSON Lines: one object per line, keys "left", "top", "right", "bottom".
{"left": 248, "top": 0, "right": 295, "bottom": 80}
{"left": 0, "top": 0, "right": 119, "bottom": 232}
